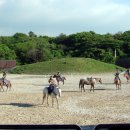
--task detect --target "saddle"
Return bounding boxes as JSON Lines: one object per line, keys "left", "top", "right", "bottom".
{"left": 47, "top": 84, "right": 56, "bottom": 95}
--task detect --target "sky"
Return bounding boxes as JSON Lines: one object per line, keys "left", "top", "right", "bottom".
{"left": 0, "top": 0, "right": 130, "bottom": 36}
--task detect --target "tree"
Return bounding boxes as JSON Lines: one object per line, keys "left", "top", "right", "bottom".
{"left": 0, "top": 44, "right": 16, "bottom": 60}
{"left": 13, "top": 33, "right": 29, "bottom": 43}
{"left": 28, "top": 31, "right": 37, "bottom": 37}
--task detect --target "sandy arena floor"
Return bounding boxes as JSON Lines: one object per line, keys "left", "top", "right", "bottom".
{"left": 0, "top": 73, "right": 130, "bottom": 125}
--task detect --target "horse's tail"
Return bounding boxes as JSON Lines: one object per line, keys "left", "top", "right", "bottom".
{"left": 79, "top": 79, "right": 83, "bottom": 89}
{"left": 10, "top": 81, "right": 12, "bottom": 88}
{"left": 120, "top": 80, "right": 121, "bottom": 86}
{"left": 79, "top": 79, "right": 81, "bottom": 89}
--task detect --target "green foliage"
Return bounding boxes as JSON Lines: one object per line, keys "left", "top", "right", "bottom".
{"left": 0, "top": 44, "right": 16, "bottom": 60}
{"left": 13, "top": 33, "right": 29, "bottom": 43}
{"left": 0, "top": 30, "right": 130, "bottom": 66}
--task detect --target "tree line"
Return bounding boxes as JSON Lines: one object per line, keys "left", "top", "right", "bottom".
{"left": 0, "top": 30, "right": 130, "bottom": 65}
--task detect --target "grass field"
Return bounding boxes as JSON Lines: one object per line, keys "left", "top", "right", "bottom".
{"left": 11, "top": 58, "right": 123, "bottom": 74}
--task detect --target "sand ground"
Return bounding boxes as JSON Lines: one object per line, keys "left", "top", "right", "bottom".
{"left": 0, "top": 73, "right": 130, "bottom": 125}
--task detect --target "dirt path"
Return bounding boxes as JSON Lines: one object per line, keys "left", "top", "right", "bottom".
{"left": 0, "top": 73, "right": 130, "bottom": 125}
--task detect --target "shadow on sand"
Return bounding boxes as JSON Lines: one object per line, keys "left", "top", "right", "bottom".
{"left": 0, "top": 103, "right": 48, "bottom": 108}
{"left": 63, "top": 88, "right": 116, "bottom": 92}
{"left": 0, "top": 103, "right": 36, "bottom": 107}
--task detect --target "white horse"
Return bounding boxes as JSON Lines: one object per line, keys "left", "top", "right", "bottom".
{"left": 42, "top": 86, "right": 61, "bottom": 108}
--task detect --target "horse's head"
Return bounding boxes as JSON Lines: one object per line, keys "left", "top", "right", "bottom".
{"left": 98, "top": 78, "right": 102, "bottom": 84}
{"left": 63, "top": 77, "right": 66, "bottom": 80}
{"left": 53, "top": 74, "right": 57, "bottom": 78}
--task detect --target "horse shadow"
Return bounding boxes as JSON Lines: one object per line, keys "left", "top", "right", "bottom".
{"left": 0, "top": 103, "right": 36, "bottom": 108}
{"left": 0, "top": 103, "right": 47, "bottom": 108}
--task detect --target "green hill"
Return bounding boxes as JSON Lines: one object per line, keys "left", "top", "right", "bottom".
{"left": 11, "top": 58, "right": 123, "bottom": 74}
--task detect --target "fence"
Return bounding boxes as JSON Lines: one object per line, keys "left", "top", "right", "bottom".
{"left": 0, "top": 60, "right": 16, "bottom": 70}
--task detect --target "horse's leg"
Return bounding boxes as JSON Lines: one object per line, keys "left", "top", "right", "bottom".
{"left": 0, "top": 85, "right": 4, "bottom": 92}
{"left": 90, "top": 85, "right": 92, "bottom": 92}
{"left": 63, "top": 80, "right": 64, "bottom": 85}
{"left": 56, "top": 97, "right": 59, "bottom": 109}
{"left": 80, "top": 85, "right": 82, "bottom": 92}
{"left": 9, "top": 83, "right": 11, "bottom": 91}
{"left": 116, "top": 84, "right": 118, "bottom": 90}
{"left": 52, "top": 97, "right": 54, "bottom": 107}
{"left": 127, "top": 77, "right": 129, "bottom": 83}
{"left": 83, "top": 84, "right": 85, "bottom": 92}
{"left": 2, "top": 86, "right": 4, "bottom": 91}
{"left": 47, "top": 95, "right": 49, "bottom": 106}
{"left": 6, "top": 85, "right": 8, "bottom": 91}
{"left": 93, "top": 84, "right": 94, "bottom": 92}
{"left": 42, "top": 93, "right": 46, "bottom": 104}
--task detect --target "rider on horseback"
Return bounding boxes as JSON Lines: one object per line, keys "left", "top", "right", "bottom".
{"left": 114, "top": 71, "right": 121, "bottom": 81}
{"left": 56, "top": 72, "right": 61, "bottom": 78}
{"left": 126, "top": 68, "right": 130, "bottom": 76}
{"left": 48, "top": 76, "right": 57, "bottom": 94}
{"left": 2, "top": 71, "right": 6, "bottom": 85}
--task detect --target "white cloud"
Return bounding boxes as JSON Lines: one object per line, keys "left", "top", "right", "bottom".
{"left": 0, "top": 0, "right": 130, "bottom": 36}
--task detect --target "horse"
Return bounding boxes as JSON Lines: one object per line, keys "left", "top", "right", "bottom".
{"left": 79, "top": 78, "right": 95, "bottom": 92}
{"left": 0, "top": 78, "right": 12, "bottom": 91}
{"left": 42, "top": 86, "right": 61, "bottom": 109}
{"left": 79, "top": 77, "right": 102, "bottom": 92}
{"left": 124, "top": 73, "right": 130, "bottom": 83}
{"left": 114, "top": 77, "right": 121, "bottom": 90}
{"left": 53, "top": 74, "right": 66, "bottom": 85}
{"left": 87, "top": 77, "right": 102, "bottom": 84}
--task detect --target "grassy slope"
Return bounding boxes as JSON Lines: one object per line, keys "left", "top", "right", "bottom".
{"left": 11, "top": 58, "right": 123, "bottom": 74}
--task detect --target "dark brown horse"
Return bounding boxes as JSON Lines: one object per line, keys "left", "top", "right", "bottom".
{"left": 114, "top": 77, "right": 121, "bottom": 90}
{"left": 124, "top": 73, "right": 130, "bottom": 83}
{"left": 0, "top": 78, "right": 12, "bottom": 91}
{"left": 53, "top": 74, "right": 66, "bottom": 85}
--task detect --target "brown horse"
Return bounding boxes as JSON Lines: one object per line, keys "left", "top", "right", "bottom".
{"left": 0, "top": 78, "right": 12, "bottom": 91}
{"left": 79, "top": 78, "right": 95, "bottom": 92}
{"left": 53, "top": 74, "right": 66, "bottom": 85}
{"left": 114, "top": 77, "right": 121, "bottom": 90}
{"left": 79, "top": 77, "right": 102, "bottom": 92}
{"left": 87, "top": 78, "right": 102, "bottom": 84}
{"left": 124, "top": 73, "right": 130, "bottom": 83}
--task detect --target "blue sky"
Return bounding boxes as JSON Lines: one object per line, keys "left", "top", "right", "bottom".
{"left": 0, "top": 0, "right": 130, "bottom": 36}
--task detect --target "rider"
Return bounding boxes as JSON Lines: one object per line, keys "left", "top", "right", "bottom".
{"left": 126, "top": 68, "right": 130, "bottom": 76}
{"left": 56, "top": 71, "right": 61, "bottom": 78}
{"left": 114, "top": 71, "right": 121, "bottom": 81}
{"left": 48, "top": 76, "right": 57, "bottom": 94}
{"left": 2, "top": 71, "right": 6, "bottom": 84}
{"left": 48, "top": 76, "right": 57, "bottom": 86}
